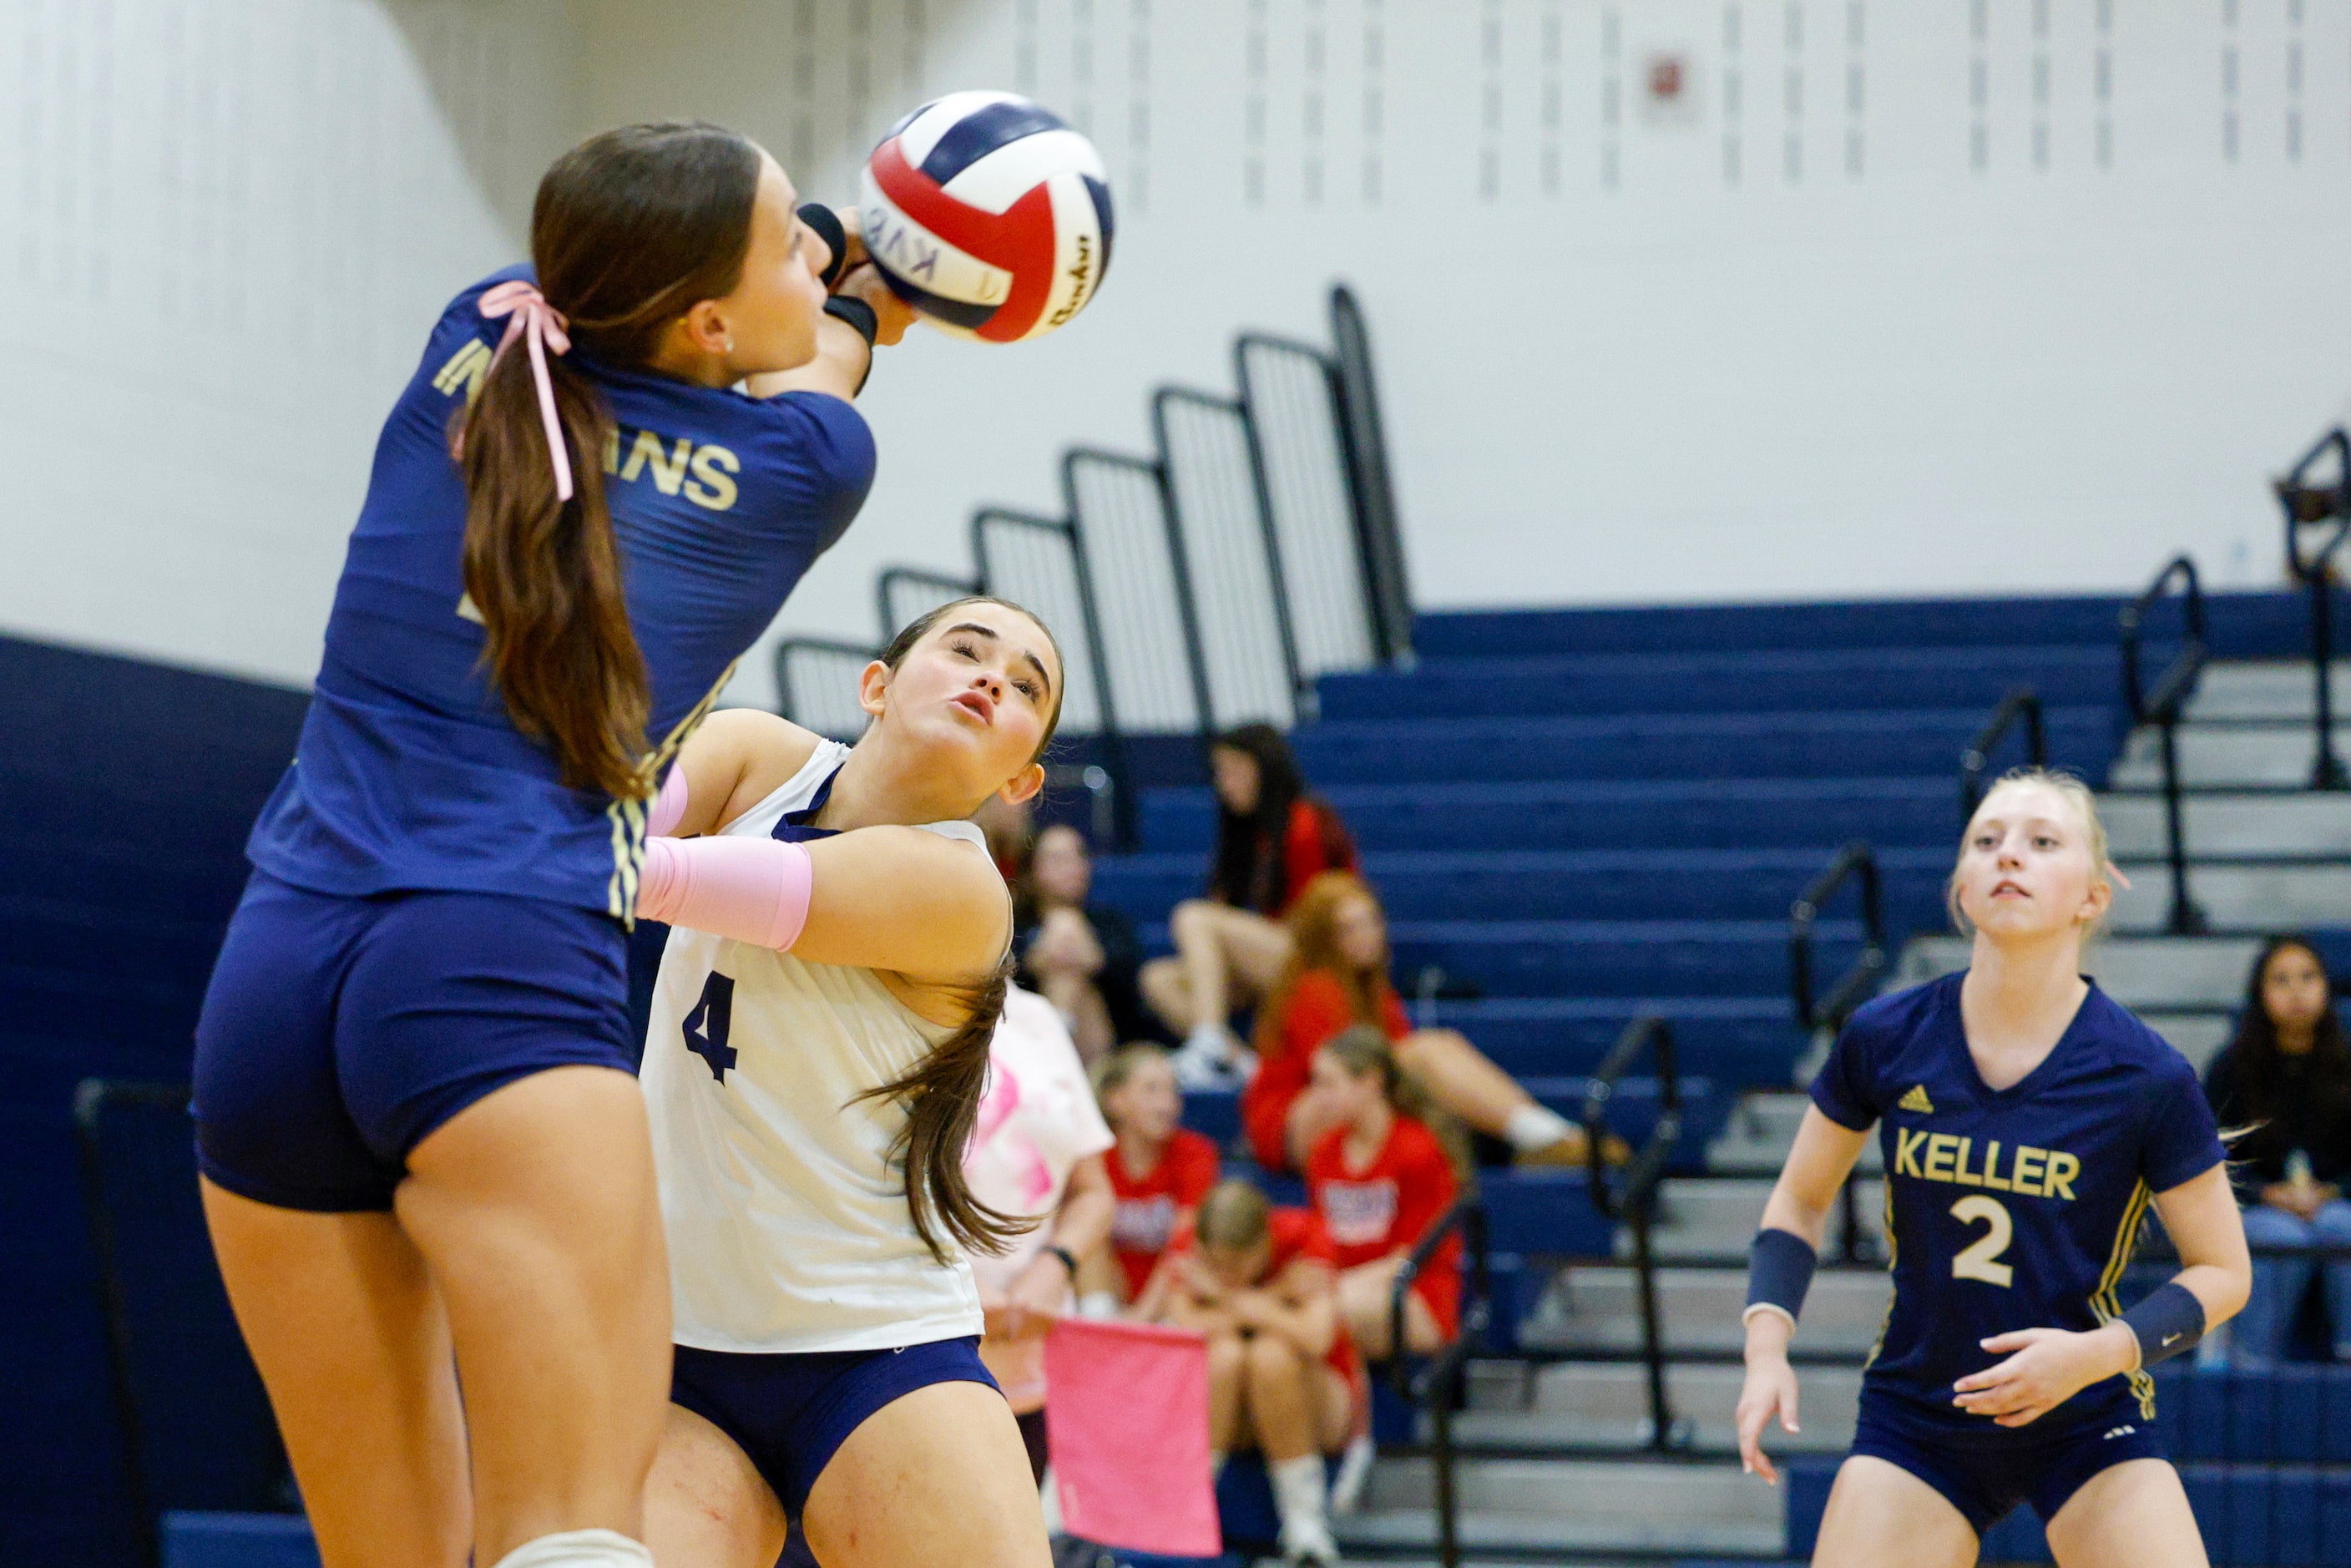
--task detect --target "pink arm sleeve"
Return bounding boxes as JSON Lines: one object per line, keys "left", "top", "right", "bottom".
{"left": 636, "top": 836, "right": 814, "bottom": 950}
{"left": 646, "top": 766, "right": 690, "bottom": 837}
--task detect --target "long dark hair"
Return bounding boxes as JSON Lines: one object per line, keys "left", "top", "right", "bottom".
{"left": 2218, "top": 935, "right": 2351, "bottom": 1129}
{"left": 852, "top": 596, "right": 1067, "bottom": 1261}
{"left": 458, "top": 121, "right": 763, "bottom": 798}
{"left": 1209, "top": 721, "right": 1306, "bottom": 913}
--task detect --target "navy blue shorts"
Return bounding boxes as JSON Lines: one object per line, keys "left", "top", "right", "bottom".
{"left": 192, "top": 870, "right": 635, "bottom": 1212}
{"left": 1849, "top": 1392, "right": 2168, "bottom": 1536}
{"left": 670, "top": 1337, "right": 1000, "bottom": 1521}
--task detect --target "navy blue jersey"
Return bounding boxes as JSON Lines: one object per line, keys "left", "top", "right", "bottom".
{"left": 1813, "top": 971, "right": 2224, "bottom": 1434}
{"left": 248, "top": 266, "right": 874, "bottom": 918}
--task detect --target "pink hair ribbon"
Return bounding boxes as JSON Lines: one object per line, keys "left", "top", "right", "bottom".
{"left": 478, "top": 280, "right": 576, "bottom": 503}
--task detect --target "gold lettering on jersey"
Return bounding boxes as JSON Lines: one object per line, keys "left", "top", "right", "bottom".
{"left": 1895, "top": 1130, "right": 2076, "bottom": 1201}
{"left": 685, "top": 443, "right": 741, "bottom": 510}
{"left": 432, "top": 340, "right": 493, "bottom": 402}
{"left": 622, "top": 430, "right": 693, "bottom": 495}
{"left": 1923, "top": 1133, "right": 1960, "bottom": 1181}
{"left": 2045, "top": 1151, "right": 2081, "bottom": 1201}
{"left": 599, "top": 424, "right": 740, "bottom": 512}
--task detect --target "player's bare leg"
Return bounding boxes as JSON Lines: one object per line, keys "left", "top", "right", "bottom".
{"left": 642, "top": 1404, "right": 790, "bottom": 1568}
{"left": 2043, "top": 1459, "right": 2210, "bottom": 1568}
{"left": 1807, "top": 1455, "right": 1978, "bottom": 1568}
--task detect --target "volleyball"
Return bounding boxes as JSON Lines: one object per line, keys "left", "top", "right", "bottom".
{"left": 860, "top": 92, "right": 1114, "bottom": 342}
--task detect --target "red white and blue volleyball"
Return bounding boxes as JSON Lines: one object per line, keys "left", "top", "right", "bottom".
{"left": 861, "top": 92, "right": 1114, "bottom": 343}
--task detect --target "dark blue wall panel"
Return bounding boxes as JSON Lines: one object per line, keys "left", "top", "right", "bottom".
{"left": 0, "top": 635, "right": 307, "bottom": 1565}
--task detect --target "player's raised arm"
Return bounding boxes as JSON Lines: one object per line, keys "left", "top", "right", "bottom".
{"left": 1735, "top": 1106, "right": 1873, "bottom": 1483}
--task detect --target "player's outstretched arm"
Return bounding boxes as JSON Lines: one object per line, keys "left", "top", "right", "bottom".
{"left": 1953, "top": 1165, "right": 2250, "bottom": 1429}
{"left": 1736, "top": 1106, "right": 1871, "bottom": 1484}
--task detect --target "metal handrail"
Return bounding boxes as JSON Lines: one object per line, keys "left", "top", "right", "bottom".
{"left": 771, "top": 635, "right": 880, "bottom": 735}
{"left": 874, "top": 565, "right": 978, "bottom": 642}
{"left": 2120, "top": 554, "right": 2209, "bottom": 933}
{"left": 1327, "top": 285, "right": 1414, "bottom": 662}
{"left": 1581, "top": 1015, "right": 1686, "bottom": 1454}
{"left": 2276, "top": 427, "right": 2351, "bottom": 790}
{"left": 972, "top": 507, "right": 1138, "bottom": 847}
{"left": 1383, "top": 1196, "right": 1489, "bottom": 1568}
{"left": 1061, "top": 446, "right": 1217, "bottom": 742}
{"left": 1789, "top": 841, "right": 1889, "bottom": 1036}
{"left": 1959, "top": 686, "right": 2047, "bottom": 819}
{"left": 1152, "top": 385, "right": 1307, "bottom": 719}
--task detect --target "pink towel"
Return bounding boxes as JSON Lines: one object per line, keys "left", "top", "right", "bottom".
{"left": 1044, "top": 1318, "right": 1221, "bottom": 1558}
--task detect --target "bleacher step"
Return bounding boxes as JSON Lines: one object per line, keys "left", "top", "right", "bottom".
{"left": 1451, "top": 1360, "right": 1862, "bottom": 1453}
{"left": 1636, "top": 1178, "right": 1887, "bottom": 1260}
{"left": 2112, "top": 721, "right": 2346, "bottom": 789}
{"left": 2177, "top": 660, "right": 2351, "bottom": 721}
{"left": 1900, "top": 933, "right": 2261, "bottom": 1010}
{"left": 2102, "top": 792, "right": 2351, "bottom": 858}
{"left": 1352, "top": 1457, "right": 1781, "bottom": 1555}
{"left": 1523, "top": 1265, "right": 1890, "bottom": 1354}
{"left": 2110, "top": 860, "right": 2351, "bottom": 938}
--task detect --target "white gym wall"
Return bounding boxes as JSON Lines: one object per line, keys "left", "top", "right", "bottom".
{"left": 3, "top": 0, "right": 2348, "bottom": 703}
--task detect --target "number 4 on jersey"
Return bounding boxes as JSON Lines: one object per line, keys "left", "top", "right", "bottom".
{"left": 683, "top": 972, "right": 738, "bottom": 1083}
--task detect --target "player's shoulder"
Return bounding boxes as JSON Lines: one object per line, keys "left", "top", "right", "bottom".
{"left": 2077, "top": 984, "right": 2202, "bottom": 1087}
{"left": 1840, "top": 971, "right": 1959, "bottom": 1056}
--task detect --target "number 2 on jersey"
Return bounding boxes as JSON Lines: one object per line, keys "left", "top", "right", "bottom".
{"left": 1949, "top": 1193, "right": 2015, "bottom": 1287}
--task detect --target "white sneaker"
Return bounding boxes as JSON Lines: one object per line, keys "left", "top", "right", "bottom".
{"left": 1279, "top": 1518, "right": 1342, "bottom": 1567}
{"left": 1327, "top": 1433, "right": 1375, "bottom": 1516}
{"left": 1171, "top": 1025, "right": 1239, "bottom": 1088}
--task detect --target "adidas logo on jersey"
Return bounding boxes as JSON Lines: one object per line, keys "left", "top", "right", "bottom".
{"left": 1898, "top": 1085, "right": 1935, "bottom": 1115}
{"left": 2103, "top": 1424, "right": 2137, "bottom": 1440}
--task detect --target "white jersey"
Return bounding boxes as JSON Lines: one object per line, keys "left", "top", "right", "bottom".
{"left": 643, "top": 740, "right": 993, "bottom": 1355}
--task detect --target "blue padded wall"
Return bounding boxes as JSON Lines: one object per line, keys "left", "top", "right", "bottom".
{"left": 0, "top": 635, "right": 308, "bottom": 1565}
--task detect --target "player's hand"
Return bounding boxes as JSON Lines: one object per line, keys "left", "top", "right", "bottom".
{"left": 1953, "top": 1324, "right": 2136, "bottom": 1427}
{"left": 835, "top": 264, "right": 917, "bottom": 346}
{"left": 996, "top": 1252, "right": 1071, "bottom": 1337}
{"left": 1733, "top": 1349, "right": 1801, "bottom": 1484}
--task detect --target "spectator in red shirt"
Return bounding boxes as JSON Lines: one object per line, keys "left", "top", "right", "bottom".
{"left": 1141, "top": 724, "right": 1358, "bottom": 1086}
{"left": 1137, "top": 1181, "right": 1353, "bottom": 1567}
{"left": 1246, "top": 871, "right": 1599, "bottom": 1174}
{"left": 1305, "top": 1028, "right": 1463, "bottom": 1358}
{"left": 1077, "top": 1044, "right": 1222, "bottom": 1310}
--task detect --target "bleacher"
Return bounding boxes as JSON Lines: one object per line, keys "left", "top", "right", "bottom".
{"left": 1102, "top": 589, "right": 2351, "bottom": 1564}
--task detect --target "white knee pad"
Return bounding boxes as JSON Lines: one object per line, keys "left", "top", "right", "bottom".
{"left": 488, "top": 1530, "right": 655, "bottom": 1568}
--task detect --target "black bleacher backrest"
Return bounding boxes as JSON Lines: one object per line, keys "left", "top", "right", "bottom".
{"left": 78, "top": 1082, "right": 291, "bottom": 1524}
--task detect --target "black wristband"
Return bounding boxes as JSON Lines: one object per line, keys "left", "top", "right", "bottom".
{"left": 1045, "top": 1245, "right": 1079, "bottom": 1279}
{"left": 2121, "top": 1280, "right": 2206, "bottom": 1368}
{"left": 823, "top": 294, "right": 878, "bottom": 347}
{"left": 797, "top": 202, "right": 850, "bottom": 290}
{"left": 1744, "top": 1227, "right": 1818, "bottom": 1326}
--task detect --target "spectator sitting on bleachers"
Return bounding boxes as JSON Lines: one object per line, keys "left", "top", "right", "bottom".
{"left": 1304, "top": 1027, "right": 1464, "bottom": 1360}
{"left": 1078, "top": 1044, "right": 1221, "bottom": 1313}
{"left": 2202, "top": 935, "right": 2351, "bottom": 1366}
{"left": 1141, "top": 722, "right": 1358, "bottom": 1087}
{"left": 1244, "top": 871, "right": 1595, "bottom": 1174}
{"left": 1136, "top": 1179, "right": 1353, "bottom": 1567}
{"left": 1016, "top": 823, "right": 1164, "bottom": 1064}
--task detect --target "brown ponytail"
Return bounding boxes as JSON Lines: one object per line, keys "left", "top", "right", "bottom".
{"left": 856, "top": 959, "right": 1033, "bottom": 1262}
{"left": 456, "top": 121, "right": 764, "bottom": 797}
